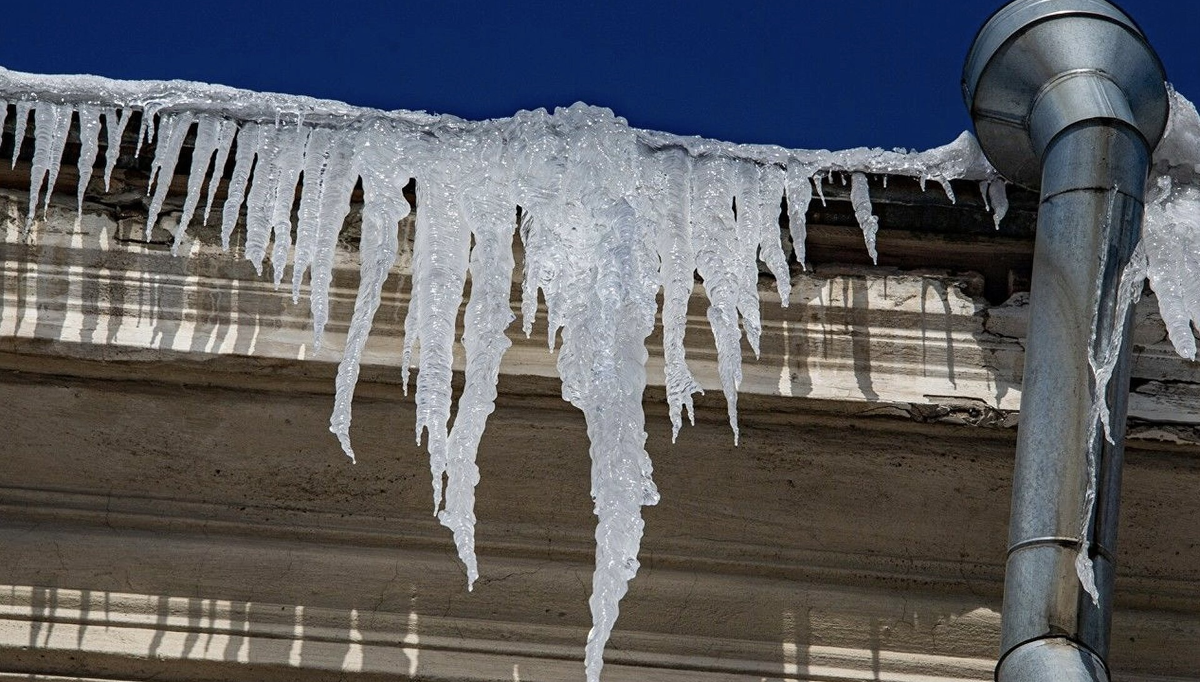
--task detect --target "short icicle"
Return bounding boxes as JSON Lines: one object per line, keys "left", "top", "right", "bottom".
{"left": 849, "top": 171, "right": 880, "bottom": 264}
{"left": 101, "top": 108, "right": 127, "bottom": 192}
{"left": 10, "top": 101, "right": 32, "bottom": 169}
{"left": 307, "top": 129, "right": 358, "bottom": 349}
{"left": 785, "top": 160, "right": 814, "bottom": 269}
{"left": 74, "top": 105, "right": 103, "bottom": 226}
{"left": 220, "top": 123, "right": 260, "bottom": 251}
{"left": 25, "top": 103, "right": 73, "bottom": 236}
{"left": 144, "top": 112, "right": 196, "bottom": 241}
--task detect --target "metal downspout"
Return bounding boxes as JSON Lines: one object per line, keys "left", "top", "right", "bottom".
{"left": 962, "top": 2, "right": 1169, "bottom": 680}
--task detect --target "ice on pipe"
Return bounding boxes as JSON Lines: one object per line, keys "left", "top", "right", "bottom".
{"left": 0, "top": 65, "right": 1172, "bottom": 682}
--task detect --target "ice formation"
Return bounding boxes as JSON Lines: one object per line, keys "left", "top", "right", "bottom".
{"left": 2, "top": 65, "right": 1198, "bottom": 680}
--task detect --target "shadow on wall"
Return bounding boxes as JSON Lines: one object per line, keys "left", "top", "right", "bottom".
{"left": 8, "top": 586, "right": 424, "bottom": 681}
{"left": 0, "top": 198, "right": 284, "bottom": 363}
{"left": 3, "top": 583, "right": 999, "bottom": 681}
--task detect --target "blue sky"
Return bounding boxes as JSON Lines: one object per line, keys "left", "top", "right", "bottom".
{"left": 2, "top": 1, "right": 1196, "bottom": 152}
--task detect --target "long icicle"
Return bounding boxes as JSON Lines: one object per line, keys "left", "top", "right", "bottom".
{"left": 438, "top": 127, "right": 517, "bottom": 589}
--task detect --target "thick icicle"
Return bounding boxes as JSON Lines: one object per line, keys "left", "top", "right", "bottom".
{"left": 220, "top": 123, "right": 260, "bottom": 250}
{"left": 330, "top": 124, "right": 410, "bottom": 461}
{"left": 438, "top": 127, "right": 518, "bottom": 589}
{"left": 691, "top": 154, "right": 745, "bottom": 443}
{"left": 645, "top": 148, "right": 704, "bottom": 440}
{"left": 25, "top": 103, "right": 73, "bottom": 236}
{"left": 75, "top": 106, "right": 103, "bottom": 226}
{"left": 519, "top": 107, "right": 659, "bottom": 682}
{"left": 402, "top": 134, "right": 472, "bottom": 513}
{"left": 144, "top": 112, "right": 195, "bottom": 241}
{"left": 10, "top": 101, "right": 32, "bottom": 169}
{"left": 849, "top": 171, "right": 880, "bottom": 264}
{"left": 102, "top": 108, "right": 126, "bottom": 192}
{"left": 785, "top": 160, "right": 814, "bottom": 269}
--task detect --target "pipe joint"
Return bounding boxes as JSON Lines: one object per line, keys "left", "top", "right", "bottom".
{"left": 997, "top": 638, "right": 1109, "bottom": 682}
{"left": 1029, "top": 70, "right": 1138, "bottom": 158}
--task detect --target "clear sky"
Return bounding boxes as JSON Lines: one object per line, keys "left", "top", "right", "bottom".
{"left": 1, "top": 1, "right": 1196, "bottom": 152}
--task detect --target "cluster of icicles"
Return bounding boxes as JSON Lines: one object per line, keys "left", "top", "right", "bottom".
{"left": 2, "top": 67, "right": 1199, "bottom": 681}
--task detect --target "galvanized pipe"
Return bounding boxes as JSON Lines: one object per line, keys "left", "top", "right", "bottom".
{"left": 962, "top": 1, "right": 1168, "bottom": 680}
{"left": 998, "top": 119, "right": 1147, "bottom": 680}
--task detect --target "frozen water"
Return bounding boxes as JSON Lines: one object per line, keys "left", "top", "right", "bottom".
{"left": 4, "top": 65, "right": 1197, "bottom": 682}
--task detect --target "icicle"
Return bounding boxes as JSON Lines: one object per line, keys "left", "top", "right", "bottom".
{"left": 75, "top": 105, "right": 104, "bottom": 227}
{"left": 144, "top": 112, "right": 195, "bottom": 241}
{"left": 102, "top": 109, "right": 127, "bottom": 192}
{"left": 438, "top": 128, "right": 517, "bottom": 589}
{"left": 1143, "top": 176, "right": 1200, "bottom": 359}
{"left": 293, "top": 127, "right": 336, "bottom": 303}
{"left": 691, "top": 154, "right": 744, "bottom": 443}
{"left": 172, "top": 115, "right": 224, "bottom": 252}
{"left": 201, "top": 119, "right": 236, "bottom": 225}
{"left": 934, "top": 175, "right": 956, "bottom": 203}
{"left": 10, "top": 101, "right": 32, "bottom": 169}
{"left": 0, "top": 101, "right": 7, "bottom": 158}
{"left": 739, "top": 162, "right": 791, "bottom": 306}
{"left": 402, "top": 135, "right": 472, "bottom": 514}
{"left": 329, "top": 127, "right": 410, "bottom": 462}
{"left": 643, "top": 148, "right": 703, "bottom": 441}
{"left": 242, "top": 123, "right": 308, "bottom": 279}
{"left": 849, "top": 171, "right": 880, "bottom": 264}
{"left": 307, "top": 130, "right": 358, "bottom": 348}
{"left": 729, "top": 162, "right": 764, "bottom": 358}
{"left": 979, "top": 180, "right": 992, "bottom": 211}
{"left": 1076, "top": 235, "right": 1148, "bottom": 607}
{"left": 812, "top": 171, "right": 827, "bottom": 206}
{"left": 506, "top": 108, "right": 568, "bottom": 346}
{"left": 786, "top": 160, "right": 813, "bottom": 270}
{"left": 220, "top": 123, "right": 260, "bottom": 251}
{"left": 988, "top": 180, "right": 1009, "bottom": 230}
{"left": 25, "top": 103, "right": 73, "bottom": 236}
{"left": 134, "top": 106, "right": 159, "bottom": 158}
